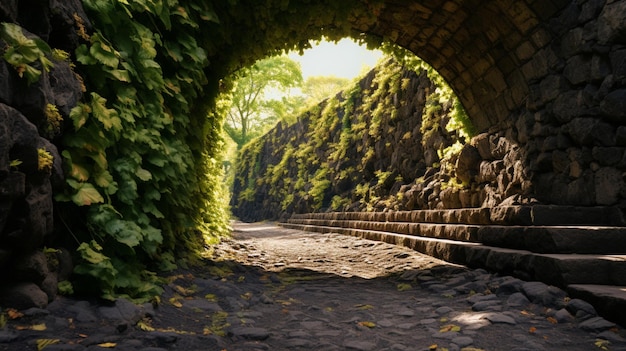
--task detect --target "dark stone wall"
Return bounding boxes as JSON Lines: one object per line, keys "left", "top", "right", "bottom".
{"left": 0, "top": 0, "right": 87, "bottom": 308}
{"left": 357, "top": 0, "right": 626, "bottom": 207}
{"left": 231, "top": 63, "right": 532, "bottom": 222}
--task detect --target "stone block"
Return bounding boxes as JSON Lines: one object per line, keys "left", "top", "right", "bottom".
{"left": 561, "top": 28, "right": 585, "bottom": 57}
{"left": 600, "top": 89, "right": 626, "bottom": 122}
{"left": 591, "top": 55, "right": 611, "bottom": 81}
{"left": 610, "top": 49, "right": 626, "bottom": 80}
{"left": 0, "top": 282, "right": 48, "bottom": 309}
{"left": 594, "top": 166, "right": 622, "bottom": 205}
{"left": 597, "top": 0, "right": 626, "bottom": 45}
{"left": 592, "top": 146, "right": 623, "bottom": 166}
{"left": 539, "top": 75, "right": 568, "bottom": 104}
{"left": 565, "top": 117, "right": 616, "bottom": 146}
{"left": 563, "top": 55, "right": 592, "bottom": 85}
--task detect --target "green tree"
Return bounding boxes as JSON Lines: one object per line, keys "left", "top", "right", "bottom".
{"left": 302, "top": 75, "right": 350, "bottom": 104}
{"left": 224, "top": 56, "right": 303, "bottom": 148}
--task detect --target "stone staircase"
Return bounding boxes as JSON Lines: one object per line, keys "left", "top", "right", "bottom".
{"left": 280, "top": 206, "right": 626, "bottom": 325}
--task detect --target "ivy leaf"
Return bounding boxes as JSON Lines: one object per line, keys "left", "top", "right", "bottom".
{"left": 106, "top": 68, "right": 131, "bottom": 82}
{"left": 136, "top": 168, "right": 152, "bottom": 181}
{"left": 89, "top": 33, "right": 119, "bottom": 68}
{"left": 90, "top": 93, "right": 122, "bottom": 132}
{"left": 93, "top": 170, "right": 118, "bottom": 194}
{"left": 68, "top": 180, "right": 105, "bottom": 206}
{"left": 105, "top": 219, "right": 142, "bottom": 248}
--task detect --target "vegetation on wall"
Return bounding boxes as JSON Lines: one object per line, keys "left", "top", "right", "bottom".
{"left": 232, "top": 54, "right": 473, "bottom": 221}
{"left": 17, "top": 0, "right": 383, "bottom": 300}
{"left": 223, "top": 56, "right": 303, "bottom": 149}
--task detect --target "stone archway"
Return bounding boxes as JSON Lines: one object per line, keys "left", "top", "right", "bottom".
{"left": 224, "top": 0, "right": 625, "bottom": 207}
{"left": 340, "top": 0, "right": 626, "bottom": 207}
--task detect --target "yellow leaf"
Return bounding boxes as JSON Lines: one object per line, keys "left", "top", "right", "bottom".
{"left": 429, "top": 345, "right": 438, "bottom": 351}
{"left": 357, "top": 321, "right": 376, "bottom": 328}
{"left": 355, "top": 304, "right": 373, "bottom": 310}
{"left": 396, "top": 283, "right": 412, "bottom": 291}
{"left": 169, "top": 297, "right": 183, "bottom": 308}
{"left": 136, "top": 320, "right": 155, "bottom": 331}
{"left": 174, "top": 285, "right": 195, "bottom": 296}
{"left": 205, "top": 294, "right": 218, "bottom": 302}
{"left": 439, "top": 324, "right": 461, "bottom": 333}
{"left": 97, "top": 342, "right": 117, "bottom": 348}
{"left": 240, "top": 292, "right": 252, "bottom": 300}
{"left": 36, "top": 338, "right": 60, "bottom": 351}
{"left": 595, "top": 339, "right": 611, "bottom": 350}
{"left": 30, "top": 323, "right": 47, "bottom": 331}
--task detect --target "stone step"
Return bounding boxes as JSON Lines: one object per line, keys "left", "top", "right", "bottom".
{"left": 567, "top": 285, "right": 626, "bottom": 327}
{"left": 289, "top": 205, "right": 626, "bottom": 226}
{"left": 286, "top": 218, "right": 626, "bottom": 254}
{"left": 280, "top": 223, "right": 626, "bottom": 287}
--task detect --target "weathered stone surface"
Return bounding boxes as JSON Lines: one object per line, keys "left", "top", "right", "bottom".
{"left": 594, "top": 167, "right": 623, "bottom": 205}
{"left": 597, "top": 0, "right": 626, "bottom": 44}
{"left": 0, "top": 282, "right": 48, "bottom": 309}
{"left": 601, "top": 89, "right": 626, "bottom": 121}
{"left": 456, "top": 144, "right": 481, "bottom": 184}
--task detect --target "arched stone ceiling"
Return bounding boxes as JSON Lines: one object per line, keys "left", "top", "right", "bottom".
{"left": 352, "top": 0, "right": 572, "bottom": 132}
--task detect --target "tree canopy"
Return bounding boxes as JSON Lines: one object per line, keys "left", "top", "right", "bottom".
{"left": 224, "top": 56, "right": 303, "bottom": 148}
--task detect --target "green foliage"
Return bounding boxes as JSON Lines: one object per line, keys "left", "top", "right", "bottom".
{"left": 224, "top": 56, "right": 304, "bottom": 148}
{"left": 37, "top": 148, "right": 54, "bottom": 174}
{"left": 44, "top": 104, "right": 63, "bottom": 138}
{"left": 381, "top": 43, "right": 475, "bottom": 138}
{"left": 0, "top": 22, "right": 53, "bottom": 84}
{"left": 51, "top": 0, "right": 235, "bottom": 301}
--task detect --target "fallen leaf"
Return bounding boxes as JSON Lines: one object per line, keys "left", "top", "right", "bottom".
{"left": 358, "top": 321, "right": 376, "bottom": 328}
{"left": 169, "top": 297, "right": 183, "bottom": 308}
{"left": 31, "top": 323, "right": 47, "bottom": 331}
{"left": 439, "top": 324, "right": 461, "bottom": 333}
{"left": 15, "top": 323, "right": 46, "bottom": 331}
{"left": 7, "top": 309, "right": 23, "bottom": 319}
{"left": 240, "top": 292, "right": 252, "bottom": 300}
{"left": 529, "top": 326, "right": 537, "bottom": 334}
{"left": 97, "top": 342, "right": 117, "bottom": 348}
{"left": 429, "top": 345, "right": 438, "bottom": 351}
{"left": 78, "top": 334, "right": 88, "bottom": 338}
{"left": 173, "top": 284, "right": 196, "bottom": 296}
{"left": 595, "top": 339, "right": 610, "bottom": 350}
{"left": 37, "top": 339, "right": 60, "bottom": 351}
{"left": 354, "top": 304, "right": 373, "bottom": 310}
{"left": 396, "top": 283, "right": 412, "bottom": 291}
{"left": 205, "top": 294, "right": 218, "bottom": 302}
{"left": 136, "top": 319, "right": 155, "bottom": 331}
{"left": 439, "top": 317, "right": 449, "bottom": 323}
{"left": 547, "top": 316, "right": 558, "bottom": 324}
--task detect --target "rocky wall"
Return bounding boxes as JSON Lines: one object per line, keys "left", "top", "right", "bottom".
{"left": 492, "top": 0, "right": 626, "bottom": 208}
{"left": 0, "top": 0, "right": 87, "bottom": 308}
{"left": 231, "top": 59, "right": 536, "bottom": 222}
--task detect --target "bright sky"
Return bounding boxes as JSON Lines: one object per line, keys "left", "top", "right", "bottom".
{"left": 288, "top": 38, "right": 383, "bottom": 80}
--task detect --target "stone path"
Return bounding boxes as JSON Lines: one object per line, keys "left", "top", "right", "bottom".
{"left": 1, "top": 222, "right": 626, "bottom": 351}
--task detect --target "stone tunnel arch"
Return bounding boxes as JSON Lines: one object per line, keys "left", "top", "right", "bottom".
{"left": 227, "top": 0, "right": 626, "bottom": 208}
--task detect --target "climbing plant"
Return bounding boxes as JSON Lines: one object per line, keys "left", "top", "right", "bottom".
{"left": 37, "top": 0, "right": 386, "bottom": 300}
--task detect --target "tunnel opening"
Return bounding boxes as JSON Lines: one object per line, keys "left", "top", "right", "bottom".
{"left": 227, "top": 40, "right": 496, "bottom": 222}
